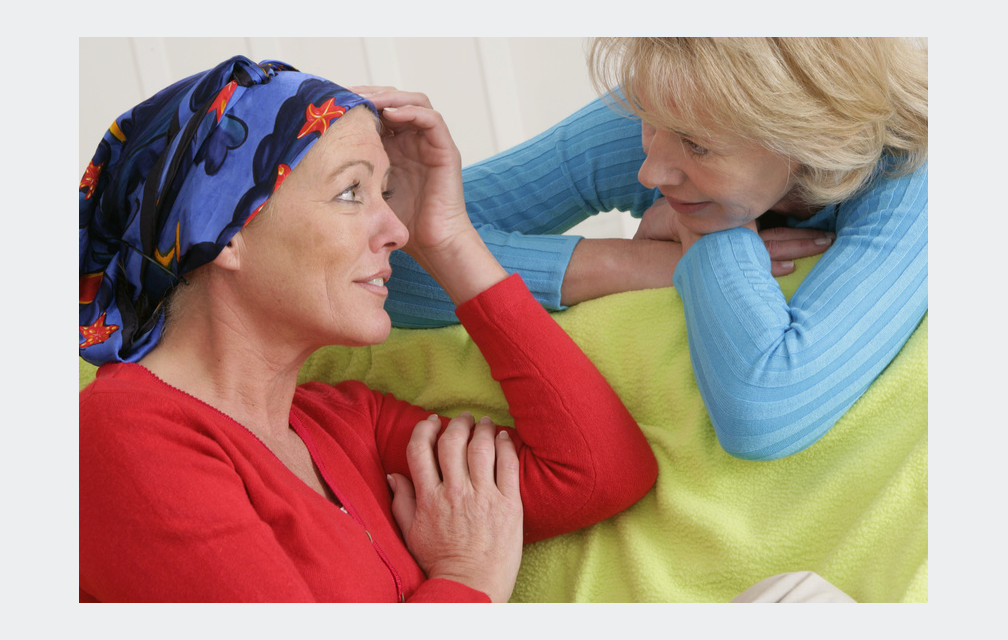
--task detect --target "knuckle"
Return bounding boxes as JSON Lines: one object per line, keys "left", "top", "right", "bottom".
{"left": 405, "top": 437, "right": 430, "bottom": 462}
{"left": 438, "top": 427, "right": 469, "bottom": 448}
{"left": 409, "top": 418, "right": 436, "bottom": 440}
{"left": 443, "top": 483, "right": 469, "bottom": 505}
{"left": 499, "top": 457, "right": 520, "bottom": 482}
{"left": 468, "top": 436, "right": 496, "bottom": 461}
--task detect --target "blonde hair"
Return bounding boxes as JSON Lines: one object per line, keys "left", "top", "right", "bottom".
{"left": 589, "top": 37, "right": 928, "bottom": 206}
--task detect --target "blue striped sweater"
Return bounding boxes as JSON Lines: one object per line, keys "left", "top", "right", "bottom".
{"left": 385, "top": 97, "right": 928, "bottom": 460}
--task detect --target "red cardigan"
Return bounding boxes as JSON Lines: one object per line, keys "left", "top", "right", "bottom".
{"left": 79, "top": 275, "right": 657, "bottom": 602}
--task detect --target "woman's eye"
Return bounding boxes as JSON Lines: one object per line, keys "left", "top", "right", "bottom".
{"left": 382, "top": 187, "right": 395, "bottom": 201}
{"left": 683, "top": 138, "right": 709, "bottom": 157}
{"left": 337, "top": 182, "right": 360, "bottom": 203}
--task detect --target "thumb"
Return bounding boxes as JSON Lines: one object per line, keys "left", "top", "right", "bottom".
{"left": 387, "top": 473, "right": 417, "bottom": 537}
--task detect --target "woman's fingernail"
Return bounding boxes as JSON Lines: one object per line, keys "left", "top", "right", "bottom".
{"left": 386, "top": 474, "right": 395, "bottom": 491}
{"left": 497, "top": 430, "right": 510, "bottom": 440}
{"left": 781, "top": 261, "right": 794, "bottom": 269}
{"left": 479, "top": 416, "right": 493, "bottom": 425}
{"left": 815, "top": 234, "right": 835, "bottom": 246}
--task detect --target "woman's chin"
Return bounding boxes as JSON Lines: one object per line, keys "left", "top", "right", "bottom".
{"left": 339, "top": 314, "right": 392, "bottom": 348}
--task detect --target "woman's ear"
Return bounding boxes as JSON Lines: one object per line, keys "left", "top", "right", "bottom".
{"left": 211, "top": 233, "right": 244, "bottom": 272}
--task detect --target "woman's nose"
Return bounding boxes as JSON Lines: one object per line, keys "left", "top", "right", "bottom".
{"left": 377, "top": 201, "right": 409, "bottom": 252}
{"left": 638, "top": 130, "right": 687, "bottom": 189}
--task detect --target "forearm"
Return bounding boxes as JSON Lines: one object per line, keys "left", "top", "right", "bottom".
{"left": 674, "top": 178, "right": 928, "bottom": 460}
{"left": 455, "top": 275, "right": 658, "bottom": 542}
{"left": 408, "top": 225, "right": 508, "bottom": 307}
{"left": 386, "top": 231, "right": 682, "bottom": 327}
{"left": 561, "top": 237, "right": 682, "bottom": 305}
{"left": 385, "top": 97, "right": 662, "bottom": 327}
{"left": 385, "top": 227, "right": 580, "bottom": 328}
{"left": 462, "top": 96, "right": 660, "bottom": 234}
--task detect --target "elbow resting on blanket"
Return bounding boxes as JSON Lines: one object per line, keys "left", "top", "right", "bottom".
{"left": 712, "top": 412, "right": 838, "bottom": 462}
{"left": 520, "top": 429, "right": 659, "bottom": 544}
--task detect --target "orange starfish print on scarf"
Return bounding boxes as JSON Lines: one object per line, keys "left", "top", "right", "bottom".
{"left": 296, "top": 98, "right": 346, "bottom": 139}
{"left": 246, "top": 164, "right": 292, "bottom": 228}
{"left": 80, "top": 312, "right": 119, "bottom": 349}
{"left": 208, "top": 81, "right": 238, "bottom": 123}
{"left": 80, "top": 161, "right": 103, "bottom": 200}
{"left": 80, "top": 273, "right": 103, "bottom": 305}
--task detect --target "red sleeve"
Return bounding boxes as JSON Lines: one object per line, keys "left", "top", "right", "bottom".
{"left": 406, "top": 578, "right": 491, "bottom": 603}
{"left": 454, "top": 274, "right": 657, "bottom": 543}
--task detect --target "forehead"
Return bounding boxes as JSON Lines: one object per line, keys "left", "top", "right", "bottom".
{"left": 290, "top": 106, "right": 379, "bottom": 174}
{"left": 638, "top": 91, "right": 760, "bottom": 154}
{"left": 309, "top": 105, "right": 382, "bottom": 156}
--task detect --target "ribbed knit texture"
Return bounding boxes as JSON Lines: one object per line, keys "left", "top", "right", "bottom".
{"left": 385, "top": 93, "right": 927, "bottom": 460}
{"left": 673, "top": 162, "right": 928, "bottom": 459}
{"left": 385, "top": 97, "right": 660, "bottom": 327}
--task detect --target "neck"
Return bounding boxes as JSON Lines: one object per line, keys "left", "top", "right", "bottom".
{"left": 139, "top": 297, "right": 314, "bottom": 440}
{"left": 771, "top": 190, "right": 818, "bottom": 219}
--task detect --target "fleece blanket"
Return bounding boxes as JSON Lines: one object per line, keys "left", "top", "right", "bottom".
{"left": 78, "top": 257, "right": 927, "bottom": 602}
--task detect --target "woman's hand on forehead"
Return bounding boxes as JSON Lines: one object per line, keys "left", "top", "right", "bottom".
{"left": 353, "top": 87, "right": 508, "bottom": 304}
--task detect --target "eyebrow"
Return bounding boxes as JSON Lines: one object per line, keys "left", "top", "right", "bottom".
{"left": 672, "top": 128, "right": 731, "bottom": 153}
{"left": 327, "top": 159, "right": 374, "bottom": 181}
{"left": 325, "top": 159, "right": 392, "bottom": 185}
{"left": 671, "top": 128, "right": 708, "bottom": 143}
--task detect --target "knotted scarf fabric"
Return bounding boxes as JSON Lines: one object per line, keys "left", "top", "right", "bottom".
{"left": 79, "top": 55, "right": 375, "bottom": 365}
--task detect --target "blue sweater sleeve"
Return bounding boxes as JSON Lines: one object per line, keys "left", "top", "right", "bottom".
{"left": 385, "top": 97, "right": 660, "bottom": 328}
{"left": 672, "top": 161, "right": 928, "bottom": 460}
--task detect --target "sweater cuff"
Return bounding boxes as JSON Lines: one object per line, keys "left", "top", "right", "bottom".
{"left": 673, "top": 226, "right": 768, "bottom": 290}
{"left": 406, "top": 578, "right": 492, "bottom": 603}
{"left": 384, "top": 232, "right": 578, "bottom": 329}
{"left": 454, "top": 273, "right": 541, "bottom": 327}
{"left": 473, "top": 224, "right": 581, "bottom": 311}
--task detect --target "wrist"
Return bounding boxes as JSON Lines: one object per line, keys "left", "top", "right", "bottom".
{"left": 430, "top": 574, "right": 507, "bottom": 603}
{"left": 561, "top": 238, "right": 681, "bottom": 305}
{"left": 410, "top": 228, "right": 508, "bottom": 305}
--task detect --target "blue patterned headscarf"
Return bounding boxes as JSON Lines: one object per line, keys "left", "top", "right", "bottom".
{"left": 79, "top": 55, "right": 376, "bottom": 366}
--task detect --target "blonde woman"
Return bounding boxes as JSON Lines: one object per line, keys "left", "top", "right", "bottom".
{"left": 382, "top": 37, "right": 927, "bottom": 461}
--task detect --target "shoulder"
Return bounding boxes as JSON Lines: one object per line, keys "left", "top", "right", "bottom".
{"left": 867, "top": 155, "right": 927, "bottom": 200}
{"left": 836, "top": 157, "right": 928, "bottom": 227}
{"left": 80, "top": 363, "right": 188, "bottom": 425}
{"left": 79, "top": 364, "right": 231, "bottom": 472}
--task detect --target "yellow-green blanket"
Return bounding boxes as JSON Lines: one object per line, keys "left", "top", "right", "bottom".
{"left": 78, "top": 258, "right": 927, "bottom": 602}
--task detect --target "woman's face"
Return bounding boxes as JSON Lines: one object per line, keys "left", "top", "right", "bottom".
{"left": 636, "top": 115, "right": 795, "bottom": 235}
{"left": 233, "top": 106, "right": 408, "bottom": 348}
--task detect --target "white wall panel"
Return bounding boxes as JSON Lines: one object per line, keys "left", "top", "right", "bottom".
{"left": 78, "top": 37, "right": 639, "bottom": 238}
{"left": 393, "top": 38, "right": 499, "bottom": 164}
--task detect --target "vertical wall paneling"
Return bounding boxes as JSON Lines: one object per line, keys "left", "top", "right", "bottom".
{"left": 474, "top": 38, "right": 526, "bottom": 154}
{"left": 129, "top": 38, "right": 172, "bottom": 98}
{"left": 361, "top": 38, "right": 403, "bottom": 89}
{"left": 78, "top": 37, "right": 638, "bottom": 239}
{"left": 79, "top": 38, "right": 142, "bottom": 163}
{"left": 391, "top": 38, "right": 498, "bottom": 166}
{"left": 506, "top": 38, "right": 599, "bottom": 136}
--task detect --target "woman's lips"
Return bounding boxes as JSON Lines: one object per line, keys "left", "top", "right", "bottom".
{"left": 664, "top": 196, "right": 709, "bottom": 215}
{"left": 355, "top": 271, "right": 391, "bottom": 296}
